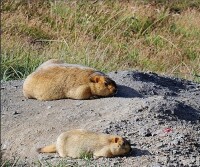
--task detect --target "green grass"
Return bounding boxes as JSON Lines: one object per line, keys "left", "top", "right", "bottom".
{"left": 1, "top": 158, "right": 20, "bottom": 167}
{"left": 79, "top": 152, "right": 93, "bottom": 160}
{"left": 1, "top": 0, "right": 200, "bottom": 82}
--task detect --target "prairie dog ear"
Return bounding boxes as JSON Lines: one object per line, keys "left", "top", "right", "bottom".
{"left": 111, "top": 137, "right": 119, "bottom": 143}
{"left": 90, "top": 75, "right": 100, "bottom": 83}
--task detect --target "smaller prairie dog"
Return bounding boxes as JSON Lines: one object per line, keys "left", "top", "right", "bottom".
{"left": 23, "top": 59, "right": 117, "bottom": 100}
{"left": 37, "top": 129, "right": 132, "bottom": 158}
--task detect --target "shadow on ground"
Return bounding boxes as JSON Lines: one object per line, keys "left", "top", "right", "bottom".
{"left": 131, "top": 72, "right": 189, "bottom": 93}
{"left": 157, "top": 102, "right": 200, "bottom": 122}
{"left": 128, "top": 148, "right": 151, "bottom": 157}
{"left": 115, "top": 85, "right": 143, "bottom": 98}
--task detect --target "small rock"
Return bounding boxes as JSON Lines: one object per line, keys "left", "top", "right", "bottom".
{"left": 75, "top": 102, "right": 83, "bottom": 107}
{"left": 156, "top": 142, "right": 164, "bottom": 149}
{"left": 13, "top": 111, "right": 20, "bottom": 115}
{"left": 157, "top": 120, "right": 165, "bottom": 125}
{"left": 171, "top": 139, "right": 180, "bottom": 145}
{"left": 1, "top": 142, "right": 8, "bottom": 150}
{"left": 134, "top": 116, "right": 140, "bottom": 121}
{"left": 47, "top": 106, "right": 52, "bottom": 109}
{"left": 54, "top": 154, "right": 59, "bottom": 158}
{"left": 150, "top": 163, "right": 162, "bottom": 167}
{"left": 139, "top": 128, "right": 152, "bottom": 137}
{"left": 172, "top": 150, "right": 178, "bottom": 155}
{"left": 161, "top": 146, "right": 170, "bottom": 152}
{"left": 127, "top": 131, "right": 137, "bottom": 136}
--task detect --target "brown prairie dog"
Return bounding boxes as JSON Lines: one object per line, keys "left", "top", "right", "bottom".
{"left": 23, "top": 59, "right": 117, "bottom": 100}
{"left": 37, "top": 129, "right": 132, "bottom": 159}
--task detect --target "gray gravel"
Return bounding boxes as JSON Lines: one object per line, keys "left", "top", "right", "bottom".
{"left": 1, "top": 70, "right": 200, "bottom": 167}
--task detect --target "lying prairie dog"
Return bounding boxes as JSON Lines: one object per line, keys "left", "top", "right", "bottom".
{"left": 37, "top": 129, "right": 132, "bottom": 159}
{"left": 23, "top": 59, "right": 117, "bottom": 100}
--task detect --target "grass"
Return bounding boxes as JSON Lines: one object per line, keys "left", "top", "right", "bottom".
{"left": 79, "top": 151, "right": 93, "bottom": 160}
{"left": 1, "top": 157, "right": 20, "bottom": 167}
{"left": 1, "top": 0, "right": 200, "bottom": 82}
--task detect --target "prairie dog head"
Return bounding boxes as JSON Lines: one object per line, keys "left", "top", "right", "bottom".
{"left": 109, "top": 137, "right": 132, "bottom": 156}
{"left": 89, "top": 72, "right": 117, "bottom": 97}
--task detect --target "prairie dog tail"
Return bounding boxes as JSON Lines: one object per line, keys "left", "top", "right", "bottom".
{"left": 37, "top": 144, "right": 56, "bottom": 153}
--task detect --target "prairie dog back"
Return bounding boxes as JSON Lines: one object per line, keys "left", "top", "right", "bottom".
{"left": 37, "top": 59, "right": 94, "bottom": 71}
{"left": 56, "top": 129, "right": 112, "bottom": 158}
{"left": 23, "top": 59, "right": 117, "bottom": 100}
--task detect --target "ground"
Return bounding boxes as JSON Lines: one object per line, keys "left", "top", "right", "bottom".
{"left": 1, "top": 71, "right": 200, "bottom": 166}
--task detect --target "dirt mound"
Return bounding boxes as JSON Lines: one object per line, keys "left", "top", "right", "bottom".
{"left": 1, "top": 71, "right": 200, "bottom": 166}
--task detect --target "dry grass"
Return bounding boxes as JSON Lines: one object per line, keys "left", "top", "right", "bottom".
{"left": 1, "top": 0, "right": 200, "bottom": 82}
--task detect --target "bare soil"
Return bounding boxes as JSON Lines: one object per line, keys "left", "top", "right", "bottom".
{"left": 1, "top": 71, "right": 200, "bottom": 166}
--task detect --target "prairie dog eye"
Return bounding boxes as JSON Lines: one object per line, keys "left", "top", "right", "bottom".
{"left": 104, "top": 82, "right": 108, "bottom": 86}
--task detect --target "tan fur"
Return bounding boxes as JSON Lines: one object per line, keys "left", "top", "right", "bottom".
{"left": 37, "top": 129, "right": 132, "bottom": 158}
{"left": 37, "top": 144, "right": 56, "bottom": 153}
{"left": 23, "top": 59, "right": 117, "bottom": 100}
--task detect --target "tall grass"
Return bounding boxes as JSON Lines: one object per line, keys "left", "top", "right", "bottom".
{"left": 1, "top": 0, "right": 200, "bottom": 82}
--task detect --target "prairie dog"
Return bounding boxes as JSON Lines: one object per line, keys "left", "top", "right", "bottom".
{"left": 23, "top": 59, "right": 117, "bottom": 100}
{"left": 37, "top": 129, "right": 132, "bottom": 158}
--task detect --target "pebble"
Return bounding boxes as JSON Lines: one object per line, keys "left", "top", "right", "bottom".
{"left": 138, "top": 128, "right": 152, "bottom": 137}
{"left": 47, "top": 106, "right": 52, "bottom": 109}
{"left": 156, "top": 142, "right": 164, "bottom": 149}
{"left": 75, "top": 102, "right": 84, "bottom": 107}
{"left": 150, "top": 163, "right": 162, "bottom": 167}
{"left": 13, "top": 111, "right": 20, "bottom": 115}
{"left": 1, "top": 142, "right": 8, "bottom": 150}
{"left": 170, "top": 139, "right": 180, "bottom": 145}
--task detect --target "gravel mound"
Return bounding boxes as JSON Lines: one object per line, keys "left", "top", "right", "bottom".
{"left": 1, "top": 70, "right": 200, "bottom": 166}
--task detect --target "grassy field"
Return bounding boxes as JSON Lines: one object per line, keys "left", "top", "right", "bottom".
{"left": 1, "top": 0, "right": 200, "bottom": 82}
